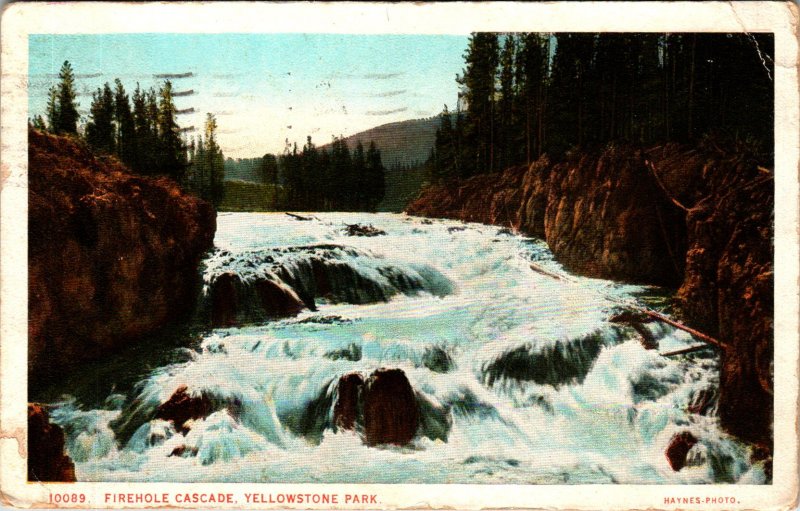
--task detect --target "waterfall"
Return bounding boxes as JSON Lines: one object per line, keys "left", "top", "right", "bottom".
{"left": 43, "top": 212, "right": 766, "bottom": 484}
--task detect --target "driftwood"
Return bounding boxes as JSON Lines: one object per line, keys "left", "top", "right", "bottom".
{"left": 660, "top": 344, "right": 713, "bottom": 357}
{"left": 528, "top": 262, "right": 728, "bottom": 351}
{"left": 285, "top": 212, "right": 317, "bottom": 221}
{"left": 529, "top": 263, "right": 564, "bottom": 281}
{"left": 636, "top": 308, "right": 727, "bottom": 350}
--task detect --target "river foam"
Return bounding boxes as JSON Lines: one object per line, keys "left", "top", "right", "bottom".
{"left": 48, "top": 212, "right": 765, "bottom": 483}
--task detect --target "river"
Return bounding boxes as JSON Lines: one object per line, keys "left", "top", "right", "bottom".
{"left": 46, "top": 212, "right": 765, "bottom": 483}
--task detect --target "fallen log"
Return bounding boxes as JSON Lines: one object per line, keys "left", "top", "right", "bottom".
{"left": 660, "top": 344, "right": 713, "bottom": 357}
{"left": 637, "top": 308, "right": 727, "bottom": 350}
{"left": 529, "top": 263, "right": 565, "bottom": 281}
{"left": 285, "top": 212, "right": 316, "bottom": 221}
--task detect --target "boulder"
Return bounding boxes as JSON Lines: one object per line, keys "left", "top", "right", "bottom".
{"left": 665, "top": 431, "right": 698, "bottom": 471}
{"left": 333, "top": 373, "right": 364, "bottom": 431}
{"left": 210, "top": 273, "right": 239, "bottom": 327}
{"left": 156, "top": 386, "right": 214, "bottom": 434}
{"left": 363, "top": 369, "right": 419, "bottom": 446}
{"left": 343, "top": 224, "right": 387, "bottom": 237}
{"left": 255, "top": 279, "right": 305, "bottom": 318}
{"left": 169, "top": 445, "right": 199, "bottom": 458}
{"left": 28, "top": 404, "right": 76, "bottom": 482}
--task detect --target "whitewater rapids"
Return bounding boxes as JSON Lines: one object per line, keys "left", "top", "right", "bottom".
{"left": 47, "top": 212, "right": 766, "bottom": 483}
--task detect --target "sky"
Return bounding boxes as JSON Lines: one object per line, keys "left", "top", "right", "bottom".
{"left": 29, "top": 34, "right": 469, "bottom": 158}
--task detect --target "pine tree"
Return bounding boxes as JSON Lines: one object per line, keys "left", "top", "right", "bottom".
{"left": 365, "top": 141, "right": 386, "bottom": 211}
{"left": 261, "top": 153, "right": 278, "bottom": 185}
{"left": 45, "top": 86, "right": 59, "bottom": 133}
{"left": 157, "top": 80, "right": 186, "bottom": 180}
{"left": 458, "top": 33, "right": 500, "bottom": 175}
{"left": 498, "top": 35, "right": 516, "bottom": 171}
{"left": 516, "top": 33, "right": 549, "bottom": 163}
{"left": 113, "top": 79, "right": 136, "bottom": 167}
{"left": 31, "top": 115, "right": 47, "bottom": 131}
{"left": 85, "top": 83, "right": 116, "bottom": 154}
{"left": 131, "top": 84, "right": 154, "bottom": 174}
{"left": 352, "top": 141, "right": 367, "bottom": 209}
{"left": 301, "top": 136, "right": 319, "bottom": 209}
{"left": 55, "top": 61, "right": 79, "bottom": 134}
{"left": 204, "top": 113, "right": 225, "bottom": 207}
{"left": 330, "top": 137, "right": 353, "bottom": 210}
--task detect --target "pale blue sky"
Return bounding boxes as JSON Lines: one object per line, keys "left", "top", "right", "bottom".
{"left": 29, "top": 34, "right": 469, "bottom": 157}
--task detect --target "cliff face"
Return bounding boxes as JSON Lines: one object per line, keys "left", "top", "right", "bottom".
{"left": 407, "top": 143, "right": 773, "bottom": 445}
{"left": 28, "top": 129, "right": 216, "bottom": 380}
{"left": 28, "top": 404, "right": 75, "bottom": 482}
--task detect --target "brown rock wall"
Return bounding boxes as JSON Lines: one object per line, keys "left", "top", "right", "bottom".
{"left": 28, "top": 129, "right": 216, "bottom": 380}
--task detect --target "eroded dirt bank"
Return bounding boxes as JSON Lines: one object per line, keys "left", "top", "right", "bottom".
{"left": 28, "top": 129, "right": 217, "bottom": 381}
{"left": 407, "top": 143, "right": 773, "bottom": 446}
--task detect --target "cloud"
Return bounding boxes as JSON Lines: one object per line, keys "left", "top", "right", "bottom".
{"left": 365, "top": 107, "right": 408, "bottom": 116}
{"left": 369, "top": 89, "right": 407, "bottom": 98}
{"left": 153, "top": 72, "right": 194, "bottom": 79}
{"left": 175, "top": 107, "right": 195, "bottom": 115}
{"left": 212, "top": 92, "right": 238, "bottom": 98}
{"left": 363, "top": 72, "right": 403, "bottom": 80}
{"left": 173, "top": 89, "right": 195, "bottom": 97}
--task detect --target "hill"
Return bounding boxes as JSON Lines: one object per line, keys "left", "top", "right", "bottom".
{"left": 332, "top": 116, "right": 442, "bottom": 168}
{"left": 333, "top": 116, "right": 446, "bottom": 211}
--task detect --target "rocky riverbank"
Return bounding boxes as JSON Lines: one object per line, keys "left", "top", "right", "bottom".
{"left": 407, "top": 143, "right": 773, "bottom": 446}
{"left": 28, "top": 128, "right": 217, "bottom": 382}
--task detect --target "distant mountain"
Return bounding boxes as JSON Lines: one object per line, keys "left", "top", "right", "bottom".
{"left": 223, "top": 116, "right": 444, "bottom": 211}
{"left": 334, "top": 116, "right": 446, "bottom": 211}
{"left": 328, "top": 116, "right": 443, "bottom": 168}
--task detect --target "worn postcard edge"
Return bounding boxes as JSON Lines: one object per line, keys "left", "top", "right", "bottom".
{"left": 0, "top": 2, "right": 798, "bottom": 510}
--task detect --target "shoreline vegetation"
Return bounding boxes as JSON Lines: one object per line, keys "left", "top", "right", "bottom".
{"left": 27, "top": 31, "right": 774, "bottom": 480}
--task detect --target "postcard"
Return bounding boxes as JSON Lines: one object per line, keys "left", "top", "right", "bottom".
{"left": 1, "top": 2, "right": 798, "bottom": 509}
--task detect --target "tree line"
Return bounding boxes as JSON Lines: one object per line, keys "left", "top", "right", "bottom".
{"left": 277, "top": 136, "right": 386, "bottom": 211}
{"left": 33, "top": 61, "right": 388, "bottom": 212}
{"left": 427, "top": 33, "right": 774, "bottom": 183}
{"left": 32, "top": 60, "right": 225, "bottom": 208}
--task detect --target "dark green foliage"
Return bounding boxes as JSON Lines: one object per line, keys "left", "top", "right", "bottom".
{"left": 278, "top": 135, "right": 386, "bottom": 212}
{"left": 30, "top": 115, "right": 47, "bottom": 131}
{"left": 186, "top": 113, "right": 225, "bottom": 207}
{"left": 429, "top": 32, "right": 774, "bottom": 177}
{"left": 37, "top": 65, "right": 200, "bottom": 186}
{"left": 55, "top": 61, "right": 79, "bottom": 134}
{"left": 86, "top": 83, "right": 115, "bottom": 154}
{"left": 458, "top": 33, "right": 500, "bottom": 176}
{"left": 113, "top": 79, "right": 136, "bottom": 168}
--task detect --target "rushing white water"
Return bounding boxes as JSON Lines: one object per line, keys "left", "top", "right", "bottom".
{"left": 48, "top": 212, "right": 766, "bottom": 483}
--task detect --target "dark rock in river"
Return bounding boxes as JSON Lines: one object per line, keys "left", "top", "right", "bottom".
{"left": 156, "top": 385, "right": 214, "bottom": 434}
{"left": 343, "top": 223, "right": 387, "bottom": 237}
{"left": 665, "top": 431, "right": 698, "bottom": 471}
{"left": 28, "top": 403, "right": 76, "bottom": 482}
{"left": 333, "top": 373, "right": 364, "bottom": 431}
{"left": 255, "top": 279, "right": 305, "bottom": 318}
{"left": 169, "top": 445, "right": 199, "bottom": 458}
{"left": 208, "top": 273, "right": 306, "bottom": 327}
{"left": 363, "top": 368, "right": 419, "bottom": 446}
{"left": 210, "top": 273, "right": 239, "bottom": 327}
{"left": 28, "top": 128, "right": 216, "bottom": 382}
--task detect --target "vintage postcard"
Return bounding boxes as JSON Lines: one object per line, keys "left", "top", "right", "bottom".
{"left": 1, "top": 2, "right": 798, "bottom": 510}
